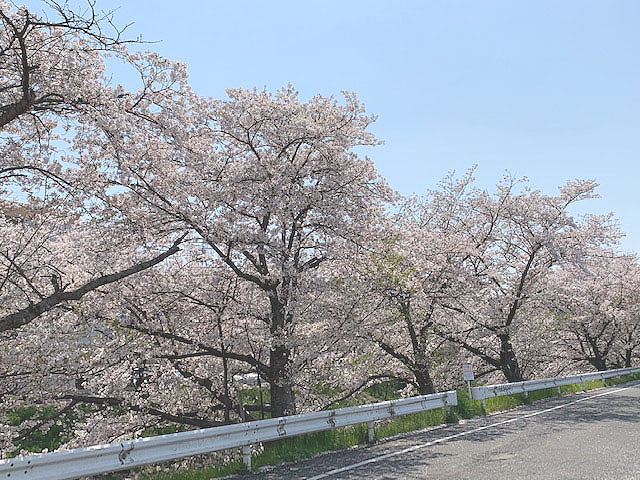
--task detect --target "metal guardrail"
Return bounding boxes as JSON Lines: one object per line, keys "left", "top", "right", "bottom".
{"left": 471, "top": 366, "right": 640, "bottom": 402}
{"left": 0, "top": 391, "right": 457, "bottom": 480}
{"left": 2, "top": 365, "right": 638, "bottom": 480}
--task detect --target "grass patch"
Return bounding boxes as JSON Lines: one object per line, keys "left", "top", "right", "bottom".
{"left": 363, "top": 380, "right": 406, "bottom": 402}
{"left": 138, "top": 461, "right": 246, "bottom": 480}
{"left": 483, "top": 393, "right": 528, "bottom": 413}
{"left": 451, "top": 388, "right": 484, "bottom": 419}
{"left": 559, "top": 379, "right": 599, "bottom": 395}
{"left": 4, "top": 404, "right": 93, "bottom": 456}
{"left": 527, "top": 387, "right": 558, "bottom": 402}
{"left": 376, "top": 408, "right": 446, "bottom": 440}
{"left": 481, "top": 379, "right": 610, "bottom": 414}
{"left": 478, "top": 375, "right": 640, "bottom": 416}
{"left": 253, "top": 425, "right": 367, "bottom": 469}
{"left": 604, "top": 372, "right": 640, "bottom": 386}
{"left": 138, "top": 409, "right": 450, "bottom": 479}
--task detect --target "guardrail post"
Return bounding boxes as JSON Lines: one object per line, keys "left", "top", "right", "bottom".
{"left": 481, "top": 399, "right": 487, "bottom": 414}
{"left": 556, "top": 386, "right": 561, "bottom": 396}
{"left": 367, "top": 421, "right": 375, "bottom": 444}
{"left": 242, "top": 445, "right": 251, "bottom": 470}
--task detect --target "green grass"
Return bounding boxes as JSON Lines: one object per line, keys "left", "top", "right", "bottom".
{"left": 604, "top": 372, "right": 640, "bottom": 386}
{"left": 452, "top": 388, "right": 484, "bottom": 419}
{"left": 3, "top": 404, "right": 95, "bottom": 456}
{"left": 253, "top": 426, "right": 368, "bottom": 469}
{"left": 376, "top": 408, "right": 447, "bottom": 440}
{"left": 138, "top": 404, "right": 461, "bottom": 479}
{"left": 138, "top": 461, "right": 247, "bottom": 480}
{"left": 483, "top": 392, "right": 528, "bottom": 413}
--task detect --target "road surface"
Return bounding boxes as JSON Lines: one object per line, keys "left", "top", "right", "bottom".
{"left": 237, "top": 381, "right": 640, "bottom": 479}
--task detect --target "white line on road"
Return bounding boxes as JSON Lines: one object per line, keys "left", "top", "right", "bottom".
{"left": 306, "top": 384, "right": 638, "bottom": 480}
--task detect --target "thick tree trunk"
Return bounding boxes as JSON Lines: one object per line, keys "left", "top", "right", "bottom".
{"left": 266, "top": 282, "right": 298, "bottom": 417}
{"left": 584, "top": 334, "right": 608, "bottom": 371}
{"left": 588, "top": 356, "right": 607, "bottom": 371}
{"left": 269, "top": 344, "right": 296, "bottom": 417}
{"left": 413, "top": 364, "right": 435, "bottom": 394}
{"left": 499, "top": 335, "right": 523, "bottom": 382}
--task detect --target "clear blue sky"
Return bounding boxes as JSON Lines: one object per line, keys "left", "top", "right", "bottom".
{"left": 27, "top": 1, "right": 640, "bottom": 252}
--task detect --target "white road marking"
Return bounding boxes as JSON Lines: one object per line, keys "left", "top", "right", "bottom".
{"left": 306, "top": 385, "right": 637, "bottom": 480}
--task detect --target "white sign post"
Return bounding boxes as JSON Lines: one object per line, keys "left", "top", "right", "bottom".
{"left": 233, "top": 373, "right": 260, "bottom": 469}
{"left": 462, "top": 364, "right": 475, "bottom": 398}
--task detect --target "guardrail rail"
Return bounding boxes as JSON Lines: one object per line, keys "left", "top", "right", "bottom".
{"left": 0, "top": 391, "right": 457, "bottom": 480}
{"left": 470, "top": 366, "right": 640, "bottom": 405}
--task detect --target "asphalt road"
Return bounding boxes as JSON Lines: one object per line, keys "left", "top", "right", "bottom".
{"left": 237, "top": 381, "right": 640, "bottom": 480}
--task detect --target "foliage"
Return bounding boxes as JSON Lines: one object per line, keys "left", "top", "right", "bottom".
{"left": 4, "top": 406, "right": 79, "bottom": 456}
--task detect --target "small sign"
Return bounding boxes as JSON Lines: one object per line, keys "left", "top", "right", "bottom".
{"left": 462, "top": 364, "right": 475, "bottom": 381}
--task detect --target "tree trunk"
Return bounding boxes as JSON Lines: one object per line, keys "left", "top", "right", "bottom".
{"left": 588, "top": 356, "right": 607, "bottom": 371}
{"left": 413, "top": 363, "right": 435, "bottom": 394}
{"left": 499, "top": 335, "right": 523, "bottom": 382}
{"left": 584, "top": 334, "right": 608, "bottom": 371}
{"left": 266, "top": 283, "right": 298, "bottom": 417}
{"left": 624, "top": 348, "right": 633, "bottom": 368}
{"left": 269, "top": 344, "right": 296, "bottom": 417}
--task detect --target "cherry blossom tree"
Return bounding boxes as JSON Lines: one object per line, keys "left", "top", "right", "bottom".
{"left": 0, "top": 1, "right": 206, "bottom": 452}
{"left": 349, "top": 183, "right": 474, "bottom": 394}
{"left": 71, "top": 84, "right": 392, "bottom": 417}
{"left": 434, "top": 175, "right": 619, "bottom": 381}
{"left": 550, "top": 251, "right": 640, "bottom": 370}
{"left": 0, "top": 207, "right": 185, "bottom": 333}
